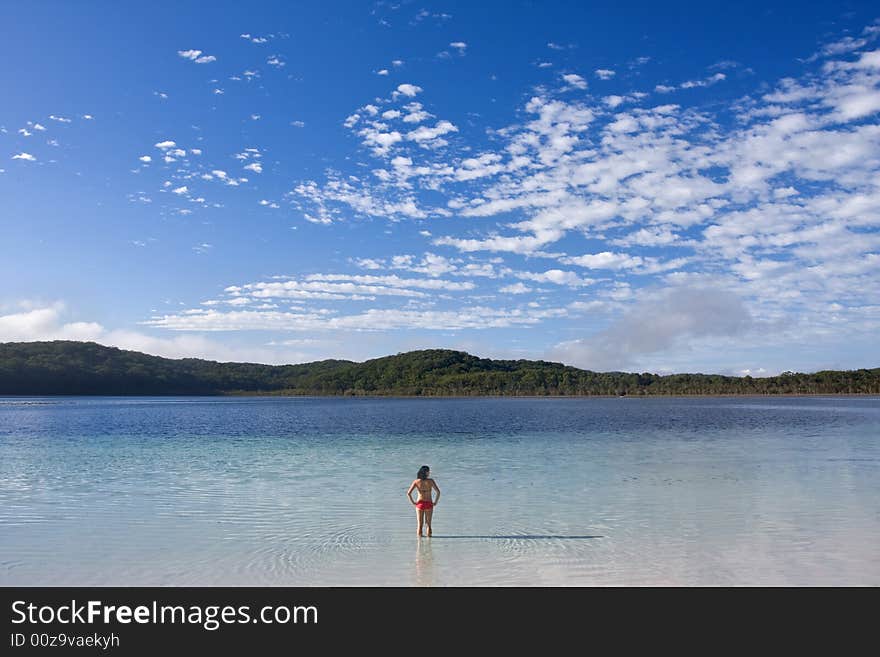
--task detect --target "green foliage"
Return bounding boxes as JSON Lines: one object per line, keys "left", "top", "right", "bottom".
{"left": 1, "top": 340, "right": 878, "bottom": 396}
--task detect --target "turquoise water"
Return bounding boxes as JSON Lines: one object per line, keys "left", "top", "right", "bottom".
{"left": 1, "top": 396, "right": 878, "bottom": 586}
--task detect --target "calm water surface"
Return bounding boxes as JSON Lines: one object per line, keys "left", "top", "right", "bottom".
{"left": 1, "top": 396, "right": 878, "bottom": 585}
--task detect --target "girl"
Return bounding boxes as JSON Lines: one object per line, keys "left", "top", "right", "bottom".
{"left": 407, "top": 465, "right": 441, "bottom": 537}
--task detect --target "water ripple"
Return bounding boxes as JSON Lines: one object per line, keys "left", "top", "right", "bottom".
{"left": 2, "top": 395, "right": 879, "bottom": 585}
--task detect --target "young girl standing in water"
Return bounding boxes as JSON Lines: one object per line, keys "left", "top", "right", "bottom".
{"left": 407, "top": 465, "right": 440, "bottom": 537}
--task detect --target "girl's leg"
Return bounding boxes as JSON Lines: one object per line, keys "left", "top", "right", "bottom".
{"left": 425, "top": 508, "right": 433, "bottom": 536}
{"left": 416, "top": 508, "right": 425, "bottom": 536}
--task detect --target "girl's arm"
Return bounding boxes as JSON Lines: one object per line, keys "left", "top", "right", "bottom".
{"left": 406, "top": 480, "right": 417, "bottom": 505}
{"left": 431, "top": 479, "right": 441, "bottom": 505}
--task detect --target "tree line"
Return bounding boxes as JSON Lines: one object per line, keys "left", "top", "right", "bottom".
{"left": 1, "top": 340, "right": 878, "bottom": 396}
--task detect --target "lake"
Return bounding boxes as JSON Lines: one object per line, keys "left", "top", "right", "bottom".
{"left": 1, "top": 396, "right": 878, "bottom": 585}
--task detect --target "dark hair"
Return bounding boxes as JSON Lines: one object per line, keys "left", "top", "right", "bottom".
{"left": 417, "top": 465, "right": 430, "bottom": 480}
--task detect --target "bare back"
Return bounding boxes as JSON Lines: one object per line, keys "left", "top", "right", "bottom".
{"left": 415, "top": 478, "right": 435, "bottom": 502}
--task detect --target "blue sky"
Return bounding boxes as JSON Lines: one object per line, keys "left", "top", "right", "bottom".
{"left": 1, "top": 0, "right": 879, "bottom": 374}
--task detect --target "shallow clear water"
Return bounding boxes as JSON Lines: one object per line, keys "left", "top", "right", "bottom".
{"left": 1, "top": 396, "right": 878, "bottom": 586}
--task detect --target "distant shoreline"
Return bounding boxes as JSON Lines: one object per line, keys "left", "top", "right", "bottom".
{"left": 3, "top": 341, "right": 878, "bottom": 397}
{"left": 225, "top": 391, "right": 879, "bottom": 399}
{"left": 2, "top": 392, "right": 877, "bottom": 399}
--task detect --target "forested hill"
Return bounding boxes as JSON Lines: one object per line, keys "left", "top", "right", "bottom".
{"left": 1, "top": 341, "right": 878, "bottom": 396}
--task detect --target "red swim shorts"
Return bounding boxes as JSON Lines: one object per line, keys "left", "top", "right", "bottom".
{"left": 416, "top": 500, "right": 434, "bottom": 510}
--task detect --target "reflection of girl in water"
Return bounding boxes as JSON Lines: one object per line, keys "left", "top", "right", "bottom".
{"left": 407, "top": 465, "right": 441, "bottom": 537}
{"left": 414, "top": 533, "right": 434, "bottom": 586}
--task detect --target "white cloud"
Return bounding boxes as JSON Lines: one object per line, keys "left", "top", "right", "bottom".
{"left": 595, "top": 69, "right": 615, "bottom": 80}
{"left": 0, "top": 303, "right": 104, "bottom": 342}
{"left": 657, "top": 72, "right": 727, "bottom": 93}
{"left": 353, "top": 258, "right": 384, "bottom": 270}
{"left": 240, "top": 33, "right": 271, "bottom": 44}
{"left": 514, "top": 269, "right": 593, "bottom": 287}
{"left": 154, "top": 140, "right": 176, "bottom": 149}
{"left": 172, "top": 185, "right": 188, "bottom": 195}
{"left": 402, "top": 103, "right": 432, "bottom": 123}
{"left": 0, "top": 302, "right": 317, "bottom": 365}
{"left": 303, "top": 273, "right": 473, "bottom": 292}
{"left": 395, "top": 83, "right": 423, "bottom": 98}
{"left": 358, "top": 127, "right": 403, "bottom": 156}
{"left": 449, "top": 41, "right": 467, "bottom": 54}
{"left": 352, "top": 252, "right": 473, "bottom": 278}
{"left": 377, "top": 69, "right": 389, "bottom": 76}
{"left": 549, "top": 287, "right": 752, "bottom": 370}
{"left": 244, "top": 162, "right": 263, "bottom": 173}
{"left": 821, "top": 36, "right": 869, "bottom": 57}
{"left": 144, "top": 305, "right": 551, "bottom": 332}
{"left": 603, "top": 92, "right": 647, "bottom": 108}
{"left": 178, "top": 49, "right": 216, "bottom": 63}
{"left": 611, "top": 227, "right": 681, "bottom": 247}
{"left": 500, "top": 283, "right": 532, "bottom": 294}
{"left": 681, "top": 72, "right": 726, "bottom": 88}
{"left": 48, "top": 115, "right": 71, "bottom": 123}
{"left": 292, "top": 175, "right": 429, "bottom": 220}
{"left": 560, "top": 252, "right": 647, "bottom": 270}
{"left": 266, "top": 55, "right": 285, "bottom": 68}
{"left": 433, "top": 232, "right": 561, "bottom": 255}
{"left": 139, "top": 155, "right": 152, "bottom": 163}
{"left": 11, "top": 153, "right": 36, "bottom": 161}
{"left": 406, "top": 120, "right": 458, "bottom": 146}
{"left": 561, "top": 73, "right": 588, "bottom": 90}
